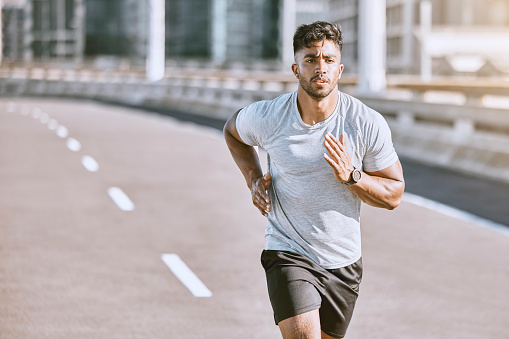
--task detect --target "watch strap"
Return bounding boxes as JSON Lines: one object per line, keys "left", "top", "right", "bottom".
{"left": 345, "top": 168, "right": 361, "bottom": 186}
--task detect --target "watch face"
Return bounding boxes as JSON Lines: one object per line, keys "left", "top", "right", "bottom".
{"left": 352, "top": 169, "right": 361, "bottom": 182}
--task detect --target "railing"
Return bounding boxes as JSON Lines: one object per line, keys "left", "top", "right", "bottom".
{"left": 1, "top": 65, "right": 509, "bottom": 183}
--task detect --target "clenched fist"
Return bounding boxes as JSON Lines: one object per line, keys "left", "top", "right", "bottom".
{"left": 251, "top": 173, "right": 272, "bottom": 217}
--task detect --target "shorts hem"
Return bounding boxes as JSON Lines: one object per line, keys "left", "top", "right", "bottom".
{"left": 321, "top": 328, "right": 346, "bottom": 338}
{"left": 275, "top": 304, "right": 321, "bottom": 325}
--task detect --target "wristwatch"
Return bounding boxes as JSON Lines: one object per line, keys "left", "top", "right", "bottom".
{"left": 345, "top": 168, "right": 362, "bottom": 186}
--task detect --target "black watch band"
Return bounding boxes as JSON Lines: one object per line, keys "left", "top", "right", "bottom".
{"left": 345, "top": 168, "right": 361, "bottom": 186}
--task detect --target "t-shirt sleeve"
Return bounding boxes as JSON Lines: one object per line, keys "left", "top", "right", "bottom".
{"left": 235, "top": 101, "right": 269, "bottom": 147}
{"left": 362, "top": 111, "right": 399, "bottom": 172}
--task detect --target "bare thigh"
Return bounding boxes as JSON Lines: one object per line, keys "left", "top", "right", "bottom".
{"left": 278, "top": 309, "right": 342, "bottom": 339}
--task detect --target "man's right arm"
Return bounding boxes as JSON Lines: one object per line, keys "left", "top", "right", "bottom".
{"left": 223, "top": 110, "right": 272, "bottom": 217}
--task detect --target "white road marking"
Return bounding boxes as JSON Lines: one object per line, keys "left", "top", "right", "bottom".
{"left": 403, "top": 192, "right": 509, "bottom": 236}
{"left": 107, "top": 187, "right": 135, "bottom": 211}
{"left": 47, "top": 119, "right": 58, "bottom": 130}
{"left": 81, "top": 155, "right": 99, "bottom": 172}
{"left": 40, "top": 113, "right": 50, "bottom": 124}
{"left": 66, "top": 138, "right": 82, "bottom": 152}
{"left": 56, "top": 125, "right": 69, "bottom": 138}
{"left": 7, "top": 102, "right": 16, "bottom": 113}
{"left": 32, "top": 108, "right": 41, "bottom": 119}
{"left": 161, "top": 254, "right": 212, "bottom": 298}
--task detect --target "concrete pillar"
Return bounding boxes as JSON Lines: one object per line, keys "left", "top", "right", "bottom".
{"left": 280, "top": 0, "right": 296, "bottom": 68}
{"left": 420, "top": 0, "right": 432, "bottom": 82}
{"left": 41, "top": 0, "right": 50, "bottom": 59}
{"left": 147, "top": 0, "right": 165, "bottom": 82}
{"left": 0, "top": 0, "right": 3, "bottom": 65}
{"left": 56, "top": 0, "right": 66, "bottom": 58}
{"left": 212, "top": 0, "right": 227, "bottom": 65}
{"left": 357, "top": 0, "right": 387, "bottom": 96}
{"left": 23, "top": 0, "right": 33, "bottom": 63}
{"left": 74, "top": 0, "right": 85, "bottom": 64}
{"left": 402, "top": 0, "right": 415, "bottom": 72}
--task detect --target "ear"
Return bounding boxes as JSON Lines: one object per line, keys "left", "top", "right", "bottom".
{"left": 291, "top": 63, "right": 299, "bottom": 78}
{"left": 338, "top": 64, "right": 344, "bottom": 78}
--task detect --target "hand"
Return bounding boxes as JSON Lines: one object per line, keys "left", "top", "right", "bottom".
{"left": 250, "top": 173, "right": 272, "bottom": 217}
{"left": 323, "top": 132, "right": 355, "bottom": 183}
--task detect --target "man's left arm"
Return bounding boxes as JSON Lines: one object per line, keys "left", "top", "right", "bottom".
{"left": 324, "top": 132, "right": 405, "bottom": 210}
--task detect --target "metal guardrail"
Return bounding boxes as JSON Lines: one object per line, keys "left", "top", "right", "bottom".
{"left": 1, "top": 66, "right": 509, "bottom": 183}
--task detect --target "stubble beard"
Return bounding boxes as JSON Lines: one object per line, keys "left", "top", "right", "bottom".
{"left": 299, "top": 73, "right": 338, "bottom": 99}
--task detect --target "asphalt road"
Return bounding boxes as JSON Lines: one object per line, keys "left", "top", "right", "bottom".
{"left": 1, "top": 98, "right": 508, "bottom": 339}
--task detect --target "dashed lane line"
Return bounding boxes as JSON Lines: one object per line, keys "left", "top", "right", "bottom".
{"left": 161, "top": 254, "right": 213, "bottom": 298}
{"left": 66, "top": 137, "right": 82, "bottom": 152}
{"left": 40, "top": 113, "right": 50, "bottom": 124}
{"left": 13, "top": 104, "right": 135, "bottom": 216}
{"left": 81, "top": 155, "right": 100, "bottom": 172}
{"left": 56, "top": 125, "right": 69, "bottom": 138}
{"left": 32, "top": 108, "right": 41, "bottom": 119}
{"left": 107, "top": 187, "right": 135, "bottom": 211}
{"left": 47, "top": 119, "right": 58, "bottom": 130}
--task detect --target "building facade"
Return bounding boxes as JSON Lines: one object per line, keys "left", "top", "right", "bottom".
{"left": 1, "top": 1, "right": 25, "bottom": 62}
{"left": 329, "top": 0, "right": 509, "bottom": 76}
{"left": 2, "top": 0, "right": 508, "bottom": 77}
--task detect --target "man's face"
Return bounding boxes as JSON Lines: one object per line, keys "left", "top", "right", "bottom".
{"left": 292, "top": 40, "right": 344, "bottom": 99}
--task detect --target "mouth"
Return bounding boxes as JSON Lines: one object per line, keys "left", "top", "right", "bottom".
{"left": 311, "top": 76, "right": 330, "bottom": 85}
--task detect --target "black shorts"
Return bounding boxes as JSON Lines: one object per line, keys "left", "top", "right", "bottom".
{"left": 260, "top": 250, "right": 363, "bottom": 338}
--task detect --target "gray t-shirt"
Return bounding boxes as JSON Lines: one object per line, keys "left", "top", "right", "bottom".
{"left": 236, "top": 90, "right": 398, "bottom": 269}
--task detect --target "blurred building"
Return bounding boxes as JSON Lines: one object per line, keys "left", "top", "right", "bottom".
{"left": 165, "top": 0, "right": 279, "bottom": 65}
{"left": 1, "top": 0, "right": 85, "bottom": 63}
{"left": 1, "top": 0, "right": 25, "bottom": 63}
{"left": 32, "top": 0, "right": 85, "bottom": 60}
{"left": 329, "top": 0, "right": 509, "bottom": 77}
{"left": 85, "top": 0, "right": 146, "bottom": 61}
{"left": 296, "top": 0, "right": 329, "bottom": 25}
{"left": 1, "top": 0, "right": 508, "bottom": 77}
{"left": 0, "top": 0, "right": 331, "bottom": 68}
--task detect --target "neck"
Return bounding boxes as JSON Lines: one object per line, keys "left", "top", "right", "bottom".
{"left": 296, "top": 88, "right": 339, "bottom": 126}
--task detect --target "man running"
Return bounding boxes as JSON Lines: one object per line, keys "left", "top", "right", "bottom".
{"left": 224, "top": 21, "right": 405, "bottom": 339}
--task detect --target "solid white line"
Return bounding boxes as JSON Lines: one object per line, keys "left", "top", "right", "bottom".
{"left": 66, "top": 138, "right": 82, "bottom": 152}
{"left": 56, "top": 125, "right": 69, "bottom": 138}
{"left": 107, "top": 187, "right": 135, "bottom": 211}
{"left": 81, "top": 155, "right": 99, "bottom": 172}
{"left": 403, "top": 192, "right": 509, "bottom": 236}
{"left": 161, "top": 254, "right": 212, "bottom": 298}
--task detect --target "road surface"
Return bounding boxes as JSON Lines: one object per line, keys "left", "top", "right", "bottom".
{"left": 1, "top": 98, "right": 508, "bottom": 339}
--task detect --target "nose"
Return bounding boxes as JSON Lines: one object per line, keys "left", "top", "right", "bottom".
{"left": 315, "top": 59, "right": 327, "bottom": 74}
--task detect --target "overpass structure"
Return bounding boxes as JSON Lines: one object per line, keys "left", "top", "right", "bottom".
{"left": 2, "top": 64, "right": 509, "bottom": 185}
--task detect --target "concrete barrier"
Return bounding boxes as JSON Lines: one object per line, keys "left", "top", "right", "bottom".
{"left": 360, "top": 97, "right": 509, "bottom": 183}
{"left": 1, "top": 66, "right": 509, "bottom": 184}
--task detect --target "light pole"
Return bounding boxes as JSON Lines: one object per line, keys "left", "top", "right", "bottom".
{"left": 357, "top": 0, "right": 387, "bottom": 96}
{"left": 147, "top": 0, "right": 165, "bottom": 82}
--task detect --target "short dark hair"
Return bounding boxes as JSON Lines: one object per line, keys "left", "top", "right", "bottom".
{"left": 293, "top": 21, "right": 343, "bottom": 55}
